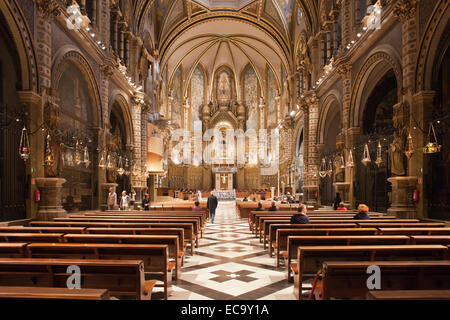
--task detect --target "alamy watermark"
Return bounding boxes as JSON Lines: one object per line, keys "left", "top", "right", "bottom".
{"left": 366, "top": 265, "right": 381, "bottom": 290}
{"left": 66, "top": 265, "right": 81, "bottom": 289}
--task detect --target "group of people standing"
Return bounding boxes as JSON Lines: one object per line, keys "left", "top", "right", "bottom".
{"left": 107, "top": 187, "right": 151, "bottom": 211}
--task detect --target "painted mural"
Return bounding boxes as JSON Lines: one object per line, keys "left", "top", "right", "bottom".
{"left": 275, "top": 0, "right": 294, "bottom": 29}
{"left": 244, "top": 66, "right": 258, "bottom": 131}
{"left": 155, "top": 0, "right": 171, "bottom": 29}
{"left": 267, "top": 67, "right": 277, "bottom": 128}
{"left": 172, "top": 67, "right": 182, "bottom": 127}
{"left": 191, "top": 66, "right": 204, "bottom": 128}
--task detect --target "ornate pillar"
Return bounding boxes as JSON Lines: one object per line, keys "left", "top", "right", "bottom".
{"left": 338, "top": 63, "right": 352, "bottom": 130}
{"left": 341, "top": 0, "right": 352, "bottom": 48}
{"left": 387, "top": 0, "right": 421, "bottom": 218}
{"left": 119, "top": 28, "right": 125, "bottom": 61}
{"left": 132, "top": 95, "right": 143, "bottom": 190}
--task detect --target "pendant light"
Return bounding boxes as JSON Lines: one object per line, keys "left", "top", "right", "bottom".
{"left": 346, "top": 149, "right": 354, "bottom": 168}
{"left": 423, "top": 122, "right": 441, "bottom": 154}
{"left": 319, "top": 158, "right": 327, "bottom": 178}
{"left": 405, "top": 133, "right": 414, "bottom": 159}
{"left": 375, "top": 141, "right": 383, "bottom": 167}
{"left": 117, "top": 156, "right": 125, "bottom": 176}
{"left": 44, "top": 134, "right": 54, "bottom": 167}
{"left": 327, "top": 159, "right": 333, "bottom": 177}
{"left": 98, "top": 151, "right": 106, "bottom": 168}
{"left": 19, "top": 126, "right": 30, "bottom": 162}
{"left": 106, "top": 153, "right": 113, "bottom": 169}
{"left": 340, "top": 153, "right": 346, "bottom": 169}
{"left": 83, "top": 146, "right": 90, "bottom": 168}
{"left": 361, "top": 143, "right": 371, "bottom": 166}
{"left": 74, "top": 140, "right": 82, "bottom": 165}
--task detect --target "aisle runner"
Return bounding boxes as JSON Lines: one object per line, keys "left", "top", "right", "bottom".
{"left": 168, "top": 201, "right": 296, "bottom": 300}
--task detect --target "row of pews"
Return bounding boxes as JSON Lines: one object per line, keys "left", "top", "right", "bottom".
{"left": 249, "top": 209, "right": 450, "bottom": 300}
{"left": 0, "top": 208, "right": 209, "bottom": 300}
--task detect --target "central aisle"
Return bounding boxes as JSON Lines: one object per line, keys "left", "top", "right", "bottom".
{"left": 169, "top": 201, "right": 296, "bottom": 300}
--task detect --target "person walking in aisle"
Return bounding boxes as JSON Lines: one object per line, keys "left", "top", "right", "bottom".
{"left": 207, "top": 190, "right": 218, "bottom": 223}
{"left": 107, "top": 187, "right": 117, "bottom": 210}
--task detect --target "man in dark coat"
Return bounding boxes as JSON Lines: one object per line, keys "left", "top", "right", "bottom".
{"left": 255, "top": 202, "right": 264, "bottom": 211}
{"left": 207, "top": 191, "right": 218, "bottom": 223}
{"left": 290, "top": 204, "right": 310, "bottom": 224}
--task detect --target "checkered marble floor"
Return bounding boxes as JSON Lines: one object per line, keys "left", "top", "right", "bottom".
{"left": 165, "top": 201, "right": 297, "bottom": 300}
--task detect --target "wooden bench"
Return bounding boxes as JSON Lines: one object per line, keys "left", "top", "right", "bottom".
{"left": 272, "top": 227, "right": 375, "bottom": 266}
{"left": 262, "top": 221, "right": 358, "bottom": 249}
{"left": 318, "top": 261, "right": 450, "bottom": 300}
{"left": 30, "top": 221, "right": 196, "bottom": 255}
{"left": 0, "top": 258, "right": 156, "bottom": 300}
{"left": 0, "top": 227, "right": 86, "bottom": 234}
{"left": 26, "top": 243, "right": 174, "bottom": 300}
{"left": 358, "top": 222, "right": 445, "bottom": 228}
{"left": 366, "top": 289, "right": 450, "bottom": 300}
{"left": 0, "top": 286, "right": 110, "bottom": 300}
{"left": 270, "top": 226, "right": 378, "bottom": 258}
{"left": 293, "top": 245, "right": 448, "bottom": 299}
{"left": 86, "top": 227, "right": 186, "bottom": 266}
{"left": 284, "top": 235, "right": 409, "bottom": 280}
{"left": 0, "top": 243, "right": 28, "bottom": 258}
{"left": 410, "top": 236, "right": 450, "bottom": 245}
{"left": 62, "top": 234, "right": 180, "bottom": 282}
{"left": 378, "top": 228, "right": 450, "bottom": 235}
{"left": 0, "top": 233, "right": 65, "bottom": 243}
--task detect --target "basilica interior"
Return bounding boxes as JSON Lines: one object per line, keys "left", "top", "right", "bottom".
{"left": 0, "top": 0, "right": 449, "bottom": 302}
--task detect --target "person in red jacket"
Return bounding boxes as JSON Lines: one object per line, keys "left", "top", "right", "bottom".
{"left": 337, "top": 202, "right": 348, "bottom": 211}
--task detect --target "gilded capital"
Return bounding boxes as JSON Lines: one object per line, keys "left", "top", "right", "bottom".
{"left": 33, "top": 0, "right": 60, "bottom": 18}
{"left": 393, "top": 0, "right": 419, "bottom": 22}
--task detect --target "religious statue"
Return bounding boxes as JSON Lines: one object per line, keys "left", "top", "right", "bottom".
{"left": 296, "top": 33, "right": 311, "bottom": 72}
{"left": 389, "top": 131, "right": 405, "bottom": 176}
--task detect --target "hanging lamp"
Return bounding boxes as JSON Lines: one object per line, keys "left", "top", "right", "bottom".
{"left": 98, "top": 151, "right": 106, "bottom": 168}
{"left": 44, "top": 134, "right": 54, "bottom": 166}
{"left": 74, "top": 140, "right": 82, "bottom": 165}
{"left": 83, "top": 146, "right": 90, "bottom": 168}
{"left": 319, "top": 158, "right": 327, "bottom": 178}
{"left": 423, "top": 122, "right": 441, "bottom": 154}
{"left": 327, "top": 159, "right": 333, "bottom": 177}
{"left": 405, "top": 133, "right": 414, "bottom": 159}
{"left": 346, "top": 149, "right": 354, "bottom": 168}
{"left": 19, "top": 126, "right": 30, "bottom": 162}
{"left": 361, "top": 143, "right": 371, "bottom": 166}
{"left": 375, "top": 141, "right": 383, "bottom": 167}
{"left": 117, "top": 156, "right": 125, "bottom": 176}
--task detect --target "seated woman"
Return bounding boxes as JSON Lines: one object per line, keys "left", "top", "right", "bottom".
{"left": 192, "top": 201, "right": 203, "bottom": 211}
{"left": 353, "top": 204, "right": 370, "bottom": 220}
{"left": 337, "top": 202, "right": 348, "bottom": 211}
{"left": 290, "top": 204, "right": 310, "bottom": 224}
{"left": 268, "top": 201, "right": 278, "bottom": 211}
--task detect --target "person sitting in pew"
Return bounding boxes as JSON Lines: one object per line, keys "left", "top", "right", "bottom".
{"left": 192, "top": 201, "right": 203, "bottom": 211}
{"left": 337, "top": 202, "right": 348, "bottom": 211}
{"left": 290, "top": 204, "right": 310, "bottom": 224}
{"left": 142, "top": 193, "right": 150, "bottom": 211}
{"left": 268, "top": 201, "right": 279, "bottom": 211}
{"left": 243, "top": 197, "right": 248, "bottom": 202}
{"left": 353, "top": 204, "right": 370, "bottom": 220}
{"left": 255, "top": 202, "right": 264, "bottom": 211}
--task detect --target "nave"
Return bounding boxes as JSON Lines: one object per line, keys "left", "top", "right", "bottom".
{"left": 169, "top": 201, "right": 295, "bottom": 300}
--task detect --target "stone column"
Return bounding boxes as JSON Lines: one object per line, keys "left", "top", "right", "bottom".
{"left": 101, "top": 0, "right": 110, "bottom": 47}
{"left": 387, "top": 176, "right": 418, "bottom": 218}
{"left": 341, "top": 0, "right": 352, "bottom": 48}
{"left": 119, "top": 28, "right": 125, "bottom": 61}
{"left": 337, "top": 63, "right": 352, "bottom": 130}
{"left": 17, "top": 92, "right": 43, "bottom": 219}
{"left": 131, "top": 96, "right": 143, "bottom": 189}
{"left": 35, "top": 178, "right": 67, "bottom": 220}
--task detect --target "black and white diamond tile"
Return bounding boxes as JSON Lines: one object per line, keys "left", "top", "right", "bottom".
{"left": 168, "top": 201, "right": 296, "bottom": 300}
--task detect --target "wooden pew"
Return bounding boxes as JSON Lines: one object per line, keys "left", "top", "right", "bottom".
{"left": 293, "top": 245, "right": 448, "bottom": 299}
{"left": 0, "top": 286, "right": 110, "bottom": 300}
{"left": 261, "top": 220, "right": 358, "bottom": 248}
{"left": 378, "top": 228, "right": 450, "bottom": 235}
{"left": 366, "top": 290, "right": 450, "bottom": 300}
{"left": 358, "top": 222, "right": 445, "bottom": 228}
{"left": 0, "top": 227, "right": 86, "bottom": 234}
{"left": 319, "top": 261, "right": 450, "bottom": 300}
{"left": 62, "top": 234, "right": 180, "bottom": 282}
{"left": 0, "top": 258, "right": 156, "bottom": 300}
{"left": 284, "top": 234, "right": 409, "bottom": 280}
{"left": 410, "top": 236, "right": 450, "bottom": 245}
{"left": 30, "top": 221, "right": 196, "bottom": 255}
{"left": 26, "top": 243, "right": 174, "bottom": 300}
{"left": 0, "top": 243, "right": 28, "bottom": 258}
{"left": 53, "top": 217, "right": 202, "bottom": 245}
{"left": 0, "top": 233, "right": 65, "bottom": 243}
{"left": 86, "top": 227, "right": 186, "bottom": 266}
{"left": 270, "top": 226, "right": 378, "bottom": 258}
